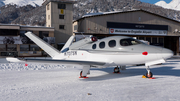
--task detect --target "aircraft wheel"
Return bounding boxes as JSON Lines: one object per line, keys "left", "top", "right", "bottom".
{"left": 80, "top": 71, "right": 86, "bottom": 78}
{"left": 145, "top": 72, "right": 153, "bottom": 78}
{"left": 114, "top": 67, "right": 120, "bottom": 73}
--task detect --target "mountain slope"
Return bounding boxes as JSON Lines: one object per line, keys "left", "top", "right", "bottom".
{"left": 11, "top": 5, "right": 46, "bottom": 26}
{"left": 73, "top": 0, "right": 180, "bottom": 21}
{"left": 1, "top": 0, "right": 180, "bottom": 26}
{"left": 0, "top": 0, "right": 5, "bottom": 7}
{"left": 0, "top": 4, "right": 35, "bottom": 24}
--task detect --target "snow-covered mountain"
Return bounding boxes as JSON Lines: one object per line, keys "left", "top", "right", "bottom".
{"left": 3, "top": 0, "right": 43, "bottom": 7}
{"left": 1, "top": 0, "right": 180, "bottom": 26}
{"left": 0, "top": 0, "right": 5, "bottom": 7}
{"left": 155, "top": 0, "right": 180, "bottom": 11}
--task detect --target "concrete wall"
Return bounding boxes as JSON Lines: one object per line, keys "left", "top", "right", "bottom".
{"left": 76, "top": 10, "right": 180, "bottom": 36}
{"left": 46, "top": 2, "right": 73, "bottom": 46}
{"left": 46, "top": 2, "right": 52, "bottom": 27}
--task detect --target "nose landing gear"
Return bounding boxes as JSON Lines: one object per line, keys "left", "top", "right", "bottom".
{"left": 146, "top": 71, "right": 153, "bottom": 78}
{"left": 146, "top": 66, "right": 153, "bottom": 78}
{"left": 143, "top": 66, "right": 155, "bottom": 79}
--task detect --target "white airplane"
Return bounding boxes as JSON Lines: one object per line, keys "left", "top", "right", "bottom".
{"left": 5, "top": 32, "right": 173, "bottom": 78}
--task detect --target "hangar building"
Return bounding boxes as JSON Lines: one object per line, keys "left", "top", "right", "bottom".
{"left": 0, "top": 0, "right": 75, "bottom": 57}
{"left": 0, "top": 24, "right": 54, "bottom": 57}
{"left": 73, "top": 9, "right": 180, "bottom": 55}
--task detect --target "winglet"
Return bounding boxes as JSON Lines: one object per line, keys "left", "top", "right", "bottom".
{"left": 25, "top": 32, "right": 61, "bottom": 58}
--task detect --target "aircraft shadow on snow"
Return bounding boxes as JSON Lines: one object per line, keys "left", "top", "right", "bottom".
{"left": 81, "top": 63, "right": 180, "bottom": 81}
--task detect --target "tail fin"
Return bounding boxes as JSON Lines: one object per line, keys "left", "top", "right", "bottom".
{"left": 25, "top": 32, "right": 60, "bottom": 58}
{"left": 60, "top": 35, "right": 75, "bottom": 53}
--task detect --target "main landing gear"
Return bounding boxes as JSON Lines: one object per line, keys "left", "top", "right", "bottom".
{"left": 114, "top": 66, "right": 120, "bottom": 73}
{"left": 80, "top": 71, "right": 87, "bottom": 78}
{"left": 79, "top": 66, "right": 90, "bottom": 78}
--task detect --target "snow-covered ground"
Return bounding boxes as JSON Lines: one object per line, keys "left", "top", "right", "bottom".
{"left": 0, "top": 58, "right": 180, "bottom": 101}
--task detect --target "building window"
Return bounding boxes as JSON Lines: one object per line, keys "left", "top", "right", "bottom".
{"left": 7, "top": 45, "right": 17, "bottom": 51}
{"left": 30, "top": 45, "right": 40, "bottom": 51}
{"left": 58, "top": 4, "right": 66, "bottom": 9}
{"left": 39, "top": 31, "right": 49, "bottom": 39}
{"left": 74, "top": 25, "right": 78, "bottom": 31}
{"left": 159, "top": 37, "right": 164, "bottom": 46}
{"left": 59, "top": 25, "right": 65, "bottom": 29}
{"left": 59, "top": 15, "right": 64, "bottom": 19}
{"left": 0, "top": 45, "right": 6, "bottom": 51}
{"left": 48, "top": 15, "right": 50, "bottom": 20}
{"left": 146, "top": 37, "right": 151, "bottom": 43}
{"left": 47, "top": 4, "right": 50, "bottom": 10}
{"left": 20, "top": 30, "right": 26, "bottom": 36}
{"left": 139, "top": 37, "right": 144, "bottom": 40}
{"left": 152, "top": 37, "right": 157, "bottom": 44}
{"left": 1, "top": 52, "right": 18, "bottom": 57}
{"left": 159, "top": 38, "right": 164, "bottom": 43}
{"left": 0, "top": 29, "right": 18, "bottom": 35}
{"left": 20, "top": 45, "right": 29, "bottom": 51}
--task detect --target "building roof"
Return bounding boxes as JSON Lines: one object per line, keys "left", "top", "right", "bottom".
{"left": 42, "top": 0, "right": 77, "bottom": 5}
{"left": 74, "top": 9, "right": 180, "bottom": 23}
{"left": 0, "top": 24, "right": 54, "bottom": 31}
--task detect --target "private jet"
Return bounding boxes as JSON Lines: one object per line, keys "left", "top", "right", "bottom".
{"left": 6, "top": 32, "right": 173, "bottom": 78}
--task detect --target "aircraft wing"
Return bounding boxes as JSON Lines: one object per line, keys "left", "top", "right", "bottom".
{"left": 25, "top": 59, "right": 105, "bottom": 66}
{"left": 4, "top": 57, "right": 106, "bottom": 66}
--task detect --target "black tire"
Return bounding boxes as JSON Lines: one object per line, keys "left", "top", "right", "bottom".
{"left": 146, "top": 72, "right": 153, "bottom": 78}
{"left": 80, "top": 71, "right": 86, "bottom": 78}
{"left": 114, "top": 67, "right": 120, "bottom": 73}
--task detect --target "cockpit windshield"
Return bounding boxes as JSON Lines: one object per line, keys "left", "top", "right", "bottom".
{"left": 120, "top": 38, "right": 143, "bottom": 46}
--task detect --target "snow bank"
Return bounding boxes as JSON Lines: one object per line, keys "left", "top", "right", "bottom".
{"left": 0, "top": 63, "right": 66, "bottom": 71}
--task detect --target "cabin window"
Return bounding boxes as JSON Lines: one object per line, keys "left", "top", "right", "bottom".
{"left": 99, "top": 42, "right": 105, "bottom": 49}
{"left": 120, "top": 38, "right": 142, "bottom": 46}
{"left": 108, "top": 40, "right": 116, "bottom": 48}
{"left": 92, "top": 44, "right": 96, "bottom": 49}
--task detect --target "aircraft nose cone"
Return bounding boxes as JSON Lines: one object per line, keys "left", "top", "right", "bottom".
{"left": 161, "top": 48, "right": 173, "bottom": 59}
